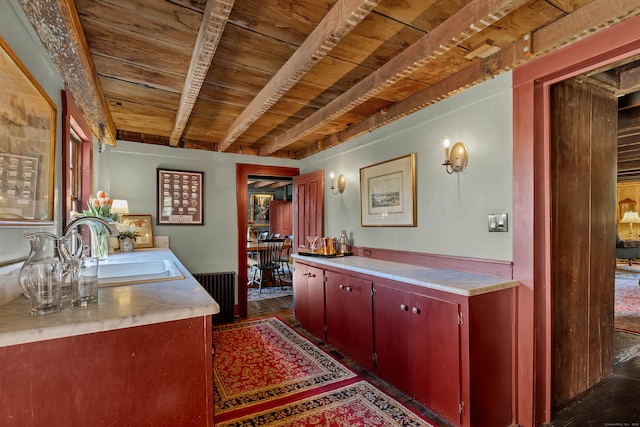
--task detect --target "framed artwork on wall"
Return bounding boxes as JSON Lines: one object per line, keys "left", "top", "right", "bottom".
{"left": 157, "top": 168, "right": 204, "bottom": 225}
{"left": 121, "top": 214, "right": 154, "bottom": 248}
{"left": 250, "top": 194, "right": 274, "bottom": 225}
{"left": 0, "top": 37, "right": 56, "bottom": 225}
{"left": 360, "top": 153, "right": 416, "bottom": 227}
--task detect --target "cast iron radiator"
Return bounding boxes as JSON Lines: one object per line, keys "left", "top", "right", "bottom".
{"left": 193, "top": 272, "right": 235, "bottom": 325}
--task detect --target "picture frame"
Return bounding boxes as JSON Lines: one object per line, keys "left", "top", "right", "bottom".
{"left": 250, "top": 194, "right": 274, "bottom": 225}
{"left": 0, "top": 37, "right": 56, "bottom": 225}
{"left": 360, "top": 153, "right": 416, "bottom": 227}
{"left": 157, "top": 168, "right": 204, "bottom": 225}
{"left": 121, "top": 214, "right": 154, "bottom": 248}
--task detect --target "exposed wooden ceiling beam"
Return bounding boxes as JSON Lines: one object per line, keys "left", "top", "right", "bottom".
{"left": 295, "top": 0, "right": 640, "bottom": 159}
{"left": 169, "top": 0, "right": 235, "bottom": 146}
{"left": 260, "top": 0, "right": 531, "bottom": 156}
{"left": 18, "top": 0, "right": 116, "bottom": 146}
{"left": 217, "top": 0, "right": 380, "bottom": 152}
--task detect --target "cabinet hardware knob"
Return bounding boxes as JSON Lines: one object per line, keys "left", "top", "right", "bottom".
{"left": 339, "top": 284, "right": 345, "bottom": 290}
{"left": 346, "top": 287, "right": 352, "bottom": 292}
{"left": 400, "top": 304, "right": 408, "bottom": 311}
{"left": 412, "top": 307, "right": 420, "bottom": 315}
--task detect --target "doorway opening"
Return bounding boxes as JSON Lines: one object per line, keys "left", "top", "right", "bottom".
{"left": 513, "top": 18, "right": 640, "bottom": 424}
{"left": 236, "top": 164, "right": 299, "bottom": 318}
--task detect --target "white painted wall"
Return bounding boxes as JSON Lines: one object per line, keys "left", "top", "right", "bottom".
{"left": 301, "top": 72, "right": 513, "bottom": 261}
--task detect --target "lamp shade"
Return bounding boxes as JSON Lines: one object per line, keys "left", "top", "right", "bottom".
{"left": 621, "top": 211, "right": 640, "bottom": 224}
{"left": 111, "top": 199, "right": 129, "bottom": 215}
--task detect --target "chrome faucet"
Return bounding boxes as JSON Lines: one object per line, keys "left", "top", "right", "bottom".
{"left": 64, "top": 216, "right": 119, "bottom": 237}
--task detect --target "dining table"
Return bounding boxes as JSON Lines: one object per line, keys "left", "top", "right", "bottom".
{"left": 246, "top": 240, "right": 293, "bottom": 288}
{"left": 246, "top": 240, "right": 292, "bottom": 252}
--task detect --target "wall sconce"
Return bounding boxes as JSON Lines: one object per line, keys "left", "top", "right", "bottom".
{"left": 329, "top": 172, "right": 346, "bottom": 195}
{"left": 442, "top": 138, "right": 469, "bottom": 174}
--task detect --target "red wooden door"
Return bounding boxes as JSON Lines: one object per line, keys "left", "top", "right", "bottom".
{"left": 373, "top": 283, "right": 412, "bottom": 393}
{"left": 293, "top": 170, "right": 324, "bottom": 253}
{"left": 307, "top": 265, "right": 325, "bottom": 338}
{"left": 325, "top": 271, "right": 349, "bottom": 350}
{"left": 411, "top": 293, "right": 461, "bottom": 425}
{"left": 346, "top": 275, "right": 373, "bottom": 369}
{"left": 269, "top": 200, "right": 292, "bottom": 236}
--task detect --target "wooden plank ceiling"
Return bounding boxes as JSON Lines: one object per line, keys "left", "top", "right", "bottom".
{"left": 17, "top": 0, "right": 640, "bottom": 161}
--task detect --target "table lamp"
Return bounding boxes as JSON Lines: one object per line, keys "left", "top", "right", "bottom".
{"left": 620, "top": 211, "right": 640, "bottom": 239}
{"left": 111, "top": 199, "right": 129, "bottom": 221}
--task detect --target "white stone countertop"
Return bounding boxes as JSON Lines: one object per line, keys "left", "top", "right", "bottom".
{"left": 292, "top": 254, "right": 518, "bottom": 297}
{"left": 0, "top": 248, "right": 219, "bottom": 348}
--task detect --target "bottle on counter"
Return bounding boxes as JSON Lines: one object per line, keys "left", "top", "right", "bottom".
{"left": 339, "top": 230, "right": 348, "bottom": 254}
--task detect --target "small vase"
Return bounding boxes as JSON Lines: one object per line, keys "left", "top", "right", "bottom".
{"left": 120, "top": 238, "right": 135, "bottom": 252}
{"left": 88, "top": 222, "right": 110, "bottom": 260}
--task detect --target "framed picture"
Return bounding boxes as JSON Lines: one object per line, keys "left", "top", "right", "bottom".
{"left": 121, "top": 214, "right": 154, "bottom": 248}
{"left": 250, "top": 194, "right": 274, "bottom": 225}
{"left": 360, "top": 153, "right": 416, "bottom": 227}
{"left": 157, "top": 168, "right": 204, "bottom": 225}
{"left": 0, "top": 38, "right": 56, "bottom": 225}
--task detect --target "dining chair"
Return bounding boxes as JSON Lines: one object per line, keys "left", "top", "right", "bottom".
{"left": 277, "top": 235, "right": 292, "bottom": 278}
{"left": 251, "top": 238, "right": 285, "bottom": 292}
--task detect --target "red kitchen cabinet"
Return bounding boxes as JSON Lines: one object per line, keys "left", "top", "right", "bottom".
{"left": 372, "top": 284, "right": 413, "bottom": 394}
{"left": 293, "top": 262, "right": 325, "bottom": 338}
{"left": 374, "top": 283, "right": 461, "bottom": 425}
{"left": 295, "top": 259, "right": 515, "bottom": 427}
{"left": 325, "top": 270, "right": 373, "bottom": 369}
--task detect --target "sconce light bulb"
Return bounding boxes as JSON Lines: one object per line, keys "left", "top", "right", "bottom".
{"left": 443, "top": 137, "right": 451, "bottom": 162}
{"left": 330, "top": 171, "right": 335, "bottom": 180}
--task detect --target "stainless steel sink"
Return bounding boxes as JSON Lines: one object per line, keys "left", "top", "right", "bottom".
{"left": 97, "top": 259, "right": 185, "bottom": 286}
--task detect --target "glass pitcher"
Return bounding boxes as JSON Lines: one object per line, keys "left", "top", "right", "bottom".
{"left": 18, "top": 232, "right": 83, "bottom": 315}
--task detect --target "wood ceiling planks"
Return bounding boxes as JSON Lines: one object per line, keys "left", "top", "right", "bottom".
{"left": 16, "top": 0, "right": 640, "bottom": 162}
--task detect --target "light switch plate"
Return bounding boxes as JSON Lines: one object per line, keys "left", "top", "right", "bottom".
{"left": 488, "top": 213, "right": 508, "bottom": 232}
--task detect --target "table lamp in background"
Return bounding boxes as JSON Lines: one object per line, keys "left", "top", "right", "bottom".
{"left": 111, "top": 199, "right": 129, "bottom": 222}
{"left": 620, "top": 211, "right": 640, "bottom": 239}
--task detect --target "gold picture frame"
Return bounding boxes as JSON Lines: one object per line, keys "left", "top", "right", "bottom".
{"left": 121, "top": 214, "right": 154, "bottom": 248}
{"left": 250, "top": 194, "right": 274, "bottom": 225}
{"left": 0, "top": 37, "right": 56, "bottom": 224}
{"left": 360, "top": 153, "right": 417, "bottom": 227}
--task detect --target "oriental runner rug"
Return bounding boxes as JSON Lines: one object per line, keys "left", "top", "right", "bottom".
{"left": 216, "top": 379, "right": 436, "bottom": 427}
{"left": 615, "top": 280, "right": 640, "bottom": 334}
{"left": 212, "top": 317, "right": 357, "bottom": 420}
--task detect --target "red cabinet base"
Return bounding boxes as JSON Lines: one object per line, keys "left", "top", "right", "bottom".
{"left": 0, "top": 317, "right": 213, "bottom": 427}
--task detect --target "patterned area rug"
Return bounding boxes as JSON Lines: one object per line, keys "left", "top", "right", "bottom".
{"left": 216, "top": 380, "right": 435, "bottom": 427}
{"left": 247, "top": 286, "right": 293, "bottom": 302}
{"left": 212, "top": 317, "right": 356, "bottom": 420}
{"left": 213, "top": 317, "right": 435, "bottom": 426}
{"left": 615, "top": 265, "right": 640, "bottom": 334}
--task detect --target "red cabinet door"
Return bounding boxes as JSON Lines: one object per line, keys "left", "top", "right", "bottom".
{"left": 345, "top": 275, "right": 373, "bottom": 369}
{"left": 326, "top": 272, "right": 373, "bottom": 369}
{"left": 411, "top": 293, "right": 461, "bottom": 426}
{"left": 373, "top": 283, "right": 412, "bottom": 393}
{"left": 325, "top": 271, "right": 349, "bottom": 350}
{"left": 307, "top": 266, "right": 325, "bottom": 338}
{"left": 293, "top": 263, "right": 309, "bottom": 327}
